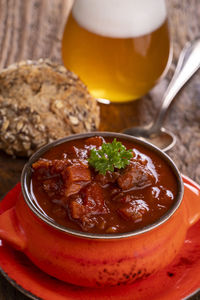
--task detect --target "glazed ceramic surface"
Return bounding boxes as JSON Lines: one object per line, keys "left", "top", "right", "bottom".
{"left": 0, "top": 133, "right": 199, "bottom": 288}
{"left": 0, "top": 175, "right": 200, "bottom": 299}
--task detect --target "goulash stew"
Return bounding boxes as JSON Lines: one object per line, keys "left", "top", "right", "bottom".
{"left": 31, "top": 136, "right": 177, "bottom": 234}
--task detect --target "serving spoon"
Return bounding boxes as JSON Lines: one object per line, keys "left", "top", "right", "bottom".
{"left": 123, "top": 39, "right": 200, "bottom": 152}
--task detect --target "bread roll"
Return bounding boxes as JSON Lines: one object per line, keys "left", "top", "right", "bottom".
{"left": 0, "top": 59, "right": 100, "bottom": 156}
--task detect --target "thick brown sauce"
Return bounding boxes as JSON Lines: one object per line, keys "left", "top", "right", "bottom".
{"left": 31, "top": 137, "right": 178, "bottom": 234}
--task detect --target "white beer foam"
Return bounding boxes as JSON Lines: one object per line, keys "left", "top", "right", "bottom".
{"left": 72, "top": 0, "right": 167, "bottom": 38}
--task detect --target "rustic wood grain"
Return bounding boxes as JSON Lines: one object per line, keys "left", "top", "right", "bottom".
{"left": 0, "top": 0, "right": 199, "bottom": 299}
{"left": 139, "top": 0, "right": 200, "bottom": 183}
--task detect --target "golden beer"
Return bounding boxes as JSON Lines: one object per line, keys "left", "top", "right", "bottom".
{"left": 62, "top": 0, "right": 171, "bottom": 102}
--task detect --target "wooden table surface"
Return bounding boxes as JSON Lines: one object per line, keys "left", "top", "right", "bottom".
{"left": 0, "top": 0, "right": 200, "bottom": 299}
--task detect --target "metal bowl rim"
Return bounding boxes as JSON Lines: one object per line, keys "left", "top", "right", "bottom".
{"left": 21, "top": 131, "right": 184, "bottom": 240}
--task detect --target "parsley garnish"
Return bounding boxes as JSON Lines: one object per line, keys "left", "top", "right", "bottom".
{"left": 88, "top": 138, "right": 133, "bottom": 175}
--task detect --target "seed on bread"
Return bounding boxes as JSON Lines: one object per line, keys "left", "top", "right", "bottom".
{"left": 0, "top": 59, "right": 100, "bottom": 157}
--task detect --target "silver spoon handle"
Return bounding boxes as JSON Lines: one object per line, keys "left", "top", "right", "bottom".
{"left": 151, "top": 39, "right": 200, "bottom": 133}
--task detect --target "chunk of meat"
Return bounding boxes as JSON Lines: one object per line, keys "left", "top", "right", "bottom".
{"left": 84, "top": 182, "right": 109, "bottom": 215}
{"left": 69, "top": 183, "right": 109, "bottom": 231}
{"left": 32, "top": 158, "right": 71, "bottom": 179}
{"left": 118, "top": 200, "right": 149, "bottom": 222}
{"left": 63, "top": 164, "right": 91, "bottom": 183}
{"left": 32, "top": 159, "right": 52, "bottom": 170}
{"left": 65, "top": 183, "right": 85, "bottom": 197}
{"left": 85, "top": 136, "right": 105, "bottom": 148}
{"left": 62, "top": 164, "right": 91, "bottom": 197}
{"left": 33, "top": 159, "right": 92, "bottom": 198}
{"left": 70, "top": 201, "right": 86, "bottom": 219}
{"left": 117, "top": 162, "right": 155, "bottom": 190}
{"left": 32, "top": 159, "right": 52, "bottom": 179}
{"left": 95, "top": 171, "right": 120, "bottom": 186}
{"left": 51, "top": 159, "right": 70, "bottom": 173}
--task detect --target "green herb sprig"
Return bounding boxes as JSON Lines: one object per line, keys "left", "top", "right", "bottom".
{"left": 88, "top": 139, "right": 133, "bottom": 175}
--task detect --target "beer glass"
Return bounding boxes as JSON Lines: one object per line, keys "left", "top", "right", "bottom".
{"left": 62, "top": 0, "right": 171, "bottom": 103}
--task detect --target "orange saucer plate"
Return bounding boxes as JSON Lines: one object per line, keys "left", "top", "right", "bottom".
{"left": 0, "top": 175, "right": 200, "bottom": 300}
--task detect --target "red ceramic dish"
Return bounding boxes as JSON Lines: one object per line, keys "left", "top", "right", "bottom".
{"left": 0, "top": 132, "right": 199, "bottom": 288}
{"left": 0, "top": 175, "right": 200, "bottom": 300}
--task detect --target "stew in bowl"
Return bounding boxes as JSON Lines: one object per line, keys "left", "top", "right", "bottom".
{"left": 31, "top": 135, "right": 178, "bottom": 234}
{"left": 1, "top": 132, "right": 199, "bottom": 287}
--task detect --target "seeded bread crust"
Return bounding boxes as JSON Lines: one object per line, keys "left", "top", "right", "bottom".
{"left": 0, "top": 59, "right": 100, "bottom": 156}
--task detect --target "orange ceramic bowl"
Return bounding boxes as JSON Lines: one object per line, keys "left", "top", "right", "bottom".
{"left": 0, "top": 132, "right": 199, "bottom": 288}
